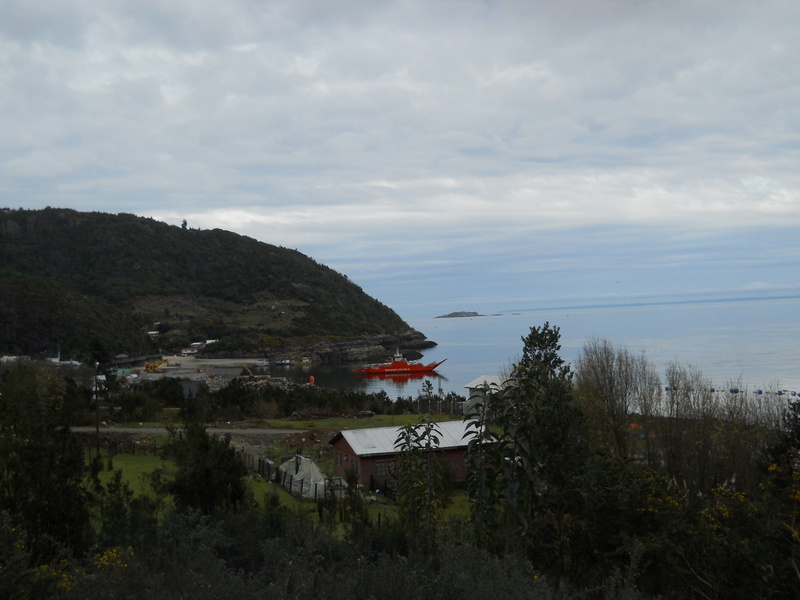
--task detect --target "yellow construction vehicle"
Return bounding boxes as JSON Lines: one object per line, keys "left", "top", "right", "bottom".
{"left": 241, "top": 365, "right": 263, "bottom": 380}
{"left": 145, "top": 359, "right": 168, "bottom": 373}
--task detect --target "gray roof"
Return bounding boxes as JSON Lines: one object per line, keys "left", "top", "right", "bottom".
{"left": 464, "top": 374, "right": 507, "bottom": 390}
{"left": 335, "top": 420, "right": 471, "bottom": 457}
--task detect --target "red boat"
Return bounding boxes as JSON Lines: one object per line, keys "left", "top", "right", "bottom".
{"left": 351, "top": 349, "right": 447, "bottom": 375}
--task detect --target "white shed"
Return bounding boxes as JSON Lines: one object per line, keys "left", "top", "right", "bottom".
{"left": 463, "top": 374, "right": 511, "bottom": 416}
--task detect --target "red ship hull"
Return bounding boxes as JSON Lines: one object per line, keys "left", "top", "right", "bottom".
{"left": 351, "top": 350, "right": 446, "bottom": 375}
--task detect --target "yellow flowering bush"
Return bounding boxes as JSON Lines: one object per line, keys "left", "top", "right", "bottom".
{"left": 32, "top": 559, "right": 83, "bottom": 595}
{"left": 95, "top": 546, "right": 135, "bottom": 570}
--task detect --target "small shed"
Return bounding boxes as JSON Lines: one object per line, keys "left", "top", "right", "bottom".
{"left": 463, "top": 374, "right": 510, "bottom": 417}
{"left": 276, "top": 455, "right": 346, "bottom": 501}
{"left": 328, "top": 420, "right": 472, "bottom": 491}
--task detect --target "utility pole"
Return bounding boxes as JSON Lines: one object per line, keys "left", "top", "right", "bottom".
{"left": 94, "top": 363, "right": 100, "bottom": 458}
{"left": 94, "top": 363, "right": 106, "bottom": 459}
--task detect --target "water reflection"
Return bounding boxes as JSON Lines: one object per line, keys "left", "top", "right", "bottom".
{"left": 352, "top": 372, "right": 448, "bottom": 385}
{"left": 248, "top": 363, "right": 449, "bottom": 399}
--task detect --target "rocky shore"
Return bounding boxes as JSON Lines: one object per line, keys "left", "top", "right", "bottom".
{"left": 199, "top": 329, "right": 436, "bottom": 365}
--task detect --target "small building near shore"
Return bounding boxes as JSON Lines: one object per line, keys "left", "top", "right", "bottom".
{"left": 328, "top": 420, "right": 472, "bottom": 491}
{"left": 463, "top": 374, "right": 512, "bottom": 417}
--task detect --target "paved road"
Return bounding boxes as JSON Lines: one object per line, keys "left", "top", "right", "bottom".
{"left": 72, "top": 425, "right": 301, "bottom": 438}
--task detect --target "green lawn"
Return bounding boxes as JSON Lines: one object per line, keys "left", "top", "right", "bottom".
{"left": 95, "top": 414, "right": 469, "bottom": 519}
{"left": 97, "top": 452, "right": 172, "bottom": 495}
{"left": 96, "top": 450, "right": 324, "bottom": 512}
{"left": 95, "top": 448, "right": 469, "bottom": 522}
{"left": 247, "top": 474, "right": 312, "bottom": 511}
{"left": 264, "top": 414, "right": 461, "bottom": 431}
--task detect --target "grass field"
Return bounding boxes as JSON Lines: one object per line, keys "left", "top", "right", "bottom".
{"left": 262, "top": 413, "right": 461, "bottom": 432}
{"left": 95, "top": 450, "right": 466, "bottom": 521}
{"left": 118, "top": 413, "right": 460, "bottom": 433}
{"left": 95, "top": 414, "right": 469, "bottom": 521}
{"left": 96, "top": 452, "right": 173, "bottom": 496}
{"left": 95, "top": 451, "right": 313, "bottom": 512}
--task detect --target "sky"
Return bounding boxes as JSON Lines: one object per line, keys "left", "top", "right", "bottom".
{"left": 2, "top": 0, "right": 799, "bottom": 320}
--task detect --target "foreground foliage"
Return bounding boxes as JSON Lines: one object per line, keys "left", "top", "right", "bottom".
{"left": 2, "top": 331, "right": 800, "bottom": 598}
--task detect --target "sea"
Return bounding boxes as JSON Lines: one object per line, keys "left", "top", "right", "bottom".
{"left": 266, "top": 295, "right": 800, "bottom": 401}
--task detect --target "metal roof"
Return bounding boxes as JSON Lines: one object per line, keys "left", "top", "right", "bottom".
{"left": 335, "top": 420, "right": 471, "bottom": 457}
{"left": 464, "top": 374, "right": 507, "bottom": 390}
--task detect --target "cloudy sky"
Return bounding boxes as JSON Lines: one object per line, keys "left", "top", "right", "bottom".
{"left": 3, "top": 0, "right": 799, "bottom": 319}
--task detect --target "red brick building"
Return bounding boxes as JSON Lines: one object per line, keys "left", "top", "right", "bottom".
{"left": 328, "top": 420, "right": 472, "bottom": 491}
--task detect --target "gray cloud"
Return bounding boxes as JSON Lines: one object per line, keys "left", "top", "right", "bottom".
{"left": 2, "top": 0, "right": 799, "bottom": 317}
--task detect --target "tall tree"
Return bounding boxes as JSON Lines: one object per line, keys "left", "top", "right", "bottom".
{"left": 762, "top": 398, "right": 800, "bottom": 594}
{"left": 489, "top": 322, "right": 587, "bottom": 580}
{"left": 161, "top": 421, "right": 249, "bottom": 515}
{"left": 575, "top": 338, "right": 634, "bottom": 457}
{"left": 575, "top": 338, "right": 662, "bottom": 460}
{"left": 0, "top": 363, "right": 94, "bottom": 555}
{"left": 463, "top": 381, "right": 504, "bottom": 551}
{"left": 394, "top": 416, "right": 445, "bottom": 556}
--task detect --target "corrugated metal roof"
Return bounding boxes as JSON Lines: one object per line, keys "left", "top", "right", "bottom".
{"left": 338, "top": 420, "right": 471, "bottom": 457}
{"left": 464, "top": 374, "right": 506, "bottom": 390}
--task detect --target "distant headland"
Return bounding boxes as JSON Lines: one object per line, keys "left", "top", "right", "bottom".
{"left": 435, "top": 311, "right": 484, "bottom": 318}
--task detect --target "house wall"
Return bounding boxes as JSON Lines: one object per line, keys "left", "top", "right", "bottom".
{"left": 331, "top": 437, "right": 359, "bottom": 480}
{"left": 330, "top": 438, "right": 394, "bottom": 489}
{"left": 463, "top": 388, "right": 487, "bottom": 417}
{"left": 330, "top": 437, "right": 468, "bottom": 490}
{"left": 438, "top": 448, "right": 468, "bottom": 481}
{"left": 358, "top": 455, "right": 393, "bottom": 490}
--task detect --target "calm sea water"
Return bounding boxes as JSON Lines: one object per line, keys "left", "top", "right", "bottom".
{"left": 273, "top": 296, "right": 800, "bottom": 400}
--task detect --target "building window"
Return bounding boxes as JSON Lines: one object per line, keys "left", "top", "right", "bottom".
{"left": 375, "top": 460, "right": 395, "bottom": 477}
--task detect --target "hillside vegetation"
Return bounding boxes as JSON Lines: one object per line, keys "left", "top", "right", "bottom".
{"left": 0, "top": 207, "right": 416, "bottom": 361}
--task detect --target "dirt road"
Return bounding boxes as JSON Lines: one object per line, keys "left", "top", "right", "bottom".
{"left": 71, "top": 425, "right": 309, "bottom": 451}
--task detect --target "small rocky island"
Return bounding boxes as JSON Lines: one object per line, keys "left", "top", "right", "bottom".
{"left": 435, "top": 311, "right": 484, "bottom": 318}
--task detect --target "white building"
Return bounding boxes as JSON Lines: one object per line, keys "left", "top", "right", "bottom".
{"left": 463, "top": 374, "right": 512, "bottom": 417}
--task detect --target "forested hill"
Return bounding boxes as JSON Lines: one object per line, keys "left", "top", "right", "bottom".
{"left": 0, "top": 207, "right": 417, "bottom": 360}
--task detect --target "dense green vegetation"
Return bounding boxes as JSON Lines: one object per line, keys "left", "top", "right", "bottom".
{"left": 2, "top": 324, "right": 799, "bottom": 599}
{"left": 0, "top": 207, "right": 410, "bottom": 359}
{"left": 87, "top": 370, "right": 461, "bottom": 425}
{"left": 0, "top": 277, "right": 148, "bottom": 362}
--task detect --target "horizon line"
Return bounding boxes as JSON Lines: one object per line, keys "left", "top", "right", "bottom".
{"left": 501, "top": 293, "right": 800, "bottom": 315}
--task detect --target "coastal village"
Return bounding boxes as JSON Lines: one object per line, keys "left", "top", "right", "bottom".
{"left": 3, "top": 335, "right": 501, "bottom": 506}
{"left": 2, "top": 212, "right": 798, "bottom": 598}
